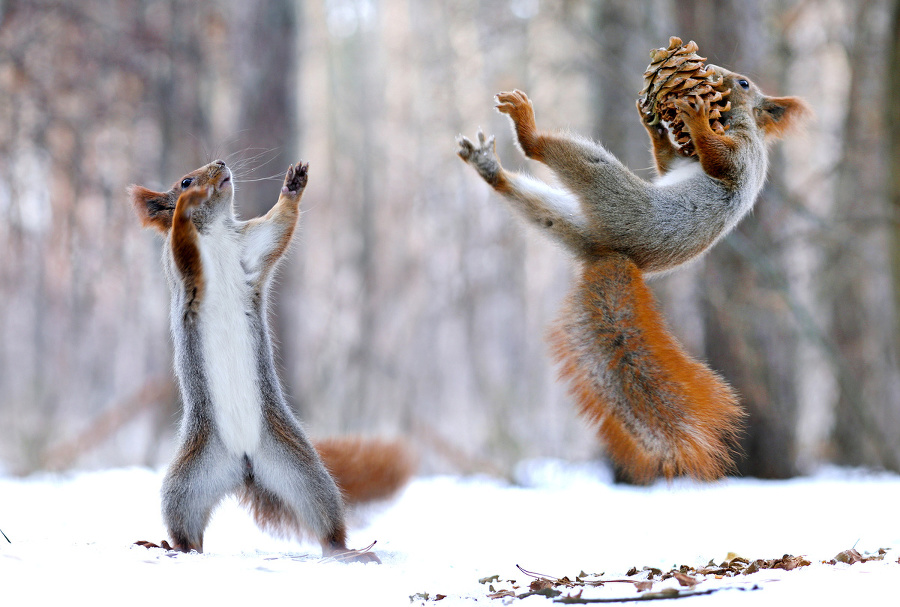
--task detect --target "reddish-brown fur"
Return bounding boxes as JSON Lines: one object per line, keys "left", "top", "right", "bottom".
{"left": 169, "top": 186, "right": 209, "bottom": 312}
{"left": 756, "top": 96, "right": 812, "bottom": 141}
{"left": 675, "top": 98, "right": 742, "bottom": 184}
{"left": 129, "top": 185, "right": 175, "bottom": 233}
{"left": 547, "top": 254, "right": 744, "bottom": 483}
{"left": 497, "top": 91, "right": 544, "bottom": 161}
{"left": 314, "top": 437, "right": 416, "bottom": 505}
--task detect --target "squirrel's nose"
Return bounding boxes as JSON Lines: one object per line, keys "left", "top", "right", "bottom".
{"left": 213, "top": 159, "right": 226, "bottom": 167}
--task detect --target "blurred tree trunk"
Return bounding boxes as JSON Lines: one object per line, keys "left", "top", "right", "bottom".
{"left": 890, "top": 2, "right": 900, "bottom": 371}
{"left": 828, "top": 0, "right": 900, "bottom": 470}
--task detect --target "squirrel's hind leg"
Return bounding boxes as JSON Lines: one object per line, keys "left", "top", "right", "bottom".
{"left": 253, "top": 408, "right": 380, "bottom": 563}
{"left": 158, "top": 439, "right": 242, "bottom": 553}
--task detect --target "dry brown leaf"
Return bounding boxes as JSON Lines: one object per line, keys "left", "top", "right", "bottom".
{"left": 673, "top": 572, "right": 698, "bottom": 587}
{"left": 528, "top": 578, "right": 555, "bottom": 592}
{"left": 776, "top": 555, "right": 812, "bottom": 571}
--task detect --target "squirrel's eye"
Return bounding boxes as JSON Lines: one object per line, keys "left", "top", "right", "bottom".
{"left": 738, "top": 79, "right": 750, "bottom": 90}
{"left": 180, "top": 178, "right": 193, "bottom": 189}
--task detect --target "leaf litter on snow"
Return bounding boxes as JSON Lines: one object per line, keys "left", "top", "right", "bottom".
{"left": 476, "top": 547, "right": 894, "bottom": 602}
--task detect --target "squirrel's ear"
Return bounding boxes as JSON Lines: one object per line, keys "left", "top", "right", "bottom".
{"left": 129, "top": 185, "right": 175, "bottom": 234}
{"left": 755, "top": 96, "right": 811, "bottom": 140}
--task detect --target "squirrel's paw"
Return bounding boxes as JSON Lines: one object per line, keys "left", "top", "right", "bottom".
{"left": 495, "top": 89, "right": 533, "bottom": 119}
{"left": 495, "top": 90, "right": 540, "bottom": 157}
{"left": 281, "top": 162, "right": 309, "bottom": 197}
{"left": 637, "top": 99, "right": 670, "bottom": 139}
{"left": 456, "top": 130, "right": 501, "bottom": 183}
{"left": 174, "top": 185, "right": 212, "bottom": 220}
{"left": 674, "top": 96, "right": 711, "bottom": 128}
{"left": 456, "top": 129, "right": 495, "bottom": 161}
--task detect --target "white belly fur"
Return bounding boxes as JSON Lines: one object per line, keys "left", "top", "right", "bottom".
{"left": 199, "top": 225, "right": 263, "bottom": 455}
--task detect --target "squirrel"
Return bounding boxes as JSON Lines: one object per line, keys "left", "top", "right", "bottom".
{"left": 457, "top": 66, "right": 809, "bottom": 482}
{"left": 130, "top": 160, "right": 413, "bottom": 560}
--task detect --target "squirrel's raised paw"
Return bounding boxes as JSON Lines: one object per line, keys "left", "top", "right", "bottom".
{"left": 456, "top": 130, "right": 495, "bottom": 161}
{"left": 281, "top": 162, "right": 309, "bottom": 197}
{"left": 177, "top": 185, "right": 212, "bottom": 211}
{"left": 457, "top": 130, "right": 502, "bottom": 185}
{"left": 495, "top": 89, "right": 533, "bottom": 116}
{"left": 674, "top": 96, "right": 711, "bottom": 126}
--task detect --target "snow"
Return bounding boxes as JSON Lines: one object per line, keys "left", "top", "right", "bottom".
{"left": 1, "top": 461, "right": 898, "bottom": 606}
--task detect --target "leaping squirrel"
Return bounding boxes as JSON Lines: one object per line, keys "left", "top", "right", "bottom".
{"left": 458, "top": 66, "right": 809, "bottom": 482}
{"left": 131, "top": 160, "right": 413, "bottom": 560}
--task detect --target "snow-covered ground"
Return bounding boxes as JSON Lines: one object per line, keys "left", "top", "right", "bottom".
{"left": 1, "top": 461, "right": 897, "bottom": 606}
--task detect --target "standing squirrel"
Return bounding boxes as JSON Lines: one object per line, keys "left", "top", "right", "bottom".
{"left": 130, "top": 160, "right": 413, "bottom": 560}
{"left": 457, "top": 66, "right": 808, "bottom": 482}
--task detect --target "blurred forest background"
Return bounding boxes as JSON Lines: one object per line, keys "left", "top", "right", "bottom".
{"left": 1, "top": 0, "right": 899, "bottom": 480}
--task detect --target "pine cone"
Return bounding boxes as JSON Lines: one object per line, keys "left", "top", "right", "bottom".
{"left": 638, "top": 37, "right": 731, "bottom": 157}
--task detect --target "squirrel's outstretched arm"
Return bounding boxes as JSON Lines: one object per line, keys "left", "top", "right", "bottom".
{"left": 241, "top": 163, "right": 308, "bottom": 281}
{"left": 494, "top": 90, "right": 653, "bottom": 218}
{"left": 456, "top": 130, "right": 593, "bottom": 256}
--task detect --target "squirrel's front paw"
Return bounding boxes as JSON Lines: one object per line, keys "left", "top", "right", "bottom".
{"left": 176, "top": 185, "right": 212, "bottom": 215}
{"left": 281, "top": 162, "right": 309, "bottom": 197}
{"left": 496, "top": 90, "right": 540, "bottom": 157}
{"left": 457, "top": 130, "right": 494, "bottom": 161}
{"left": 495, "top": 90, "right": 534, "bottom": 121}
{"left": 674, "top": 96, "right": 711, "bottom": 130}
{"left": 457, "top": 130, "right": 502, "bottom": 184}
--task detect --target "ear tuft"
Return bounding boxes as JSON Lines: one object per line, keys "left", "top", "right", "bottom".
{"left": 756, "top": 95, "right": 812, "bottom": 140}
{"left": 129, "top": 185, "right": 174, "bottom": 233}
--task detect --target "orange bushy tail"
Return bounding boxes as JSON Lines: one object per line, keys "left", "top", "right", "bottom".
{"left": 314, "top": 437, "right": 415, "bottom": 505}
{"left": 547, "top": 254, "right": 744, "bottom": 483}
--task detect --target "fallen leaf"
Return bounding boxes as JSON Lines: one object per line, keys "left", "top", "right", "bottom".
{"left": 776, "top": 555, "right": 811, "bottom": 571}
{"left": 529, "top": 578, "right": 555, "bottom": 592}
{"left": 743, "top": 560, "right": 763, "bottom": 575}
{"left": 673, "top": 572, "right": 698, "bottom": 587}
{"left": 834, "top": 549, "right": 865, "bottom": 564}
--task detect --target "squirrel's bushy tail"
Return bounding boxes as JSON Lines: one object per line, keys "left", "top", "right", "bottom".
{"left": 314, "top": 437, "right": 415, "bottom": 505}
{"left": 547, "top": 253, "right": 744, "bottom": 483}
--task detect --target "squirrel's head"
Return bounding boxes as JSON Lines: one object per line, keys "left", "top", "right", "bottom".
{"left": 708, "top": 66, "right": 811, "bottom": 141}
{"left": 130, "top": 160, "right": 234, "bottom": 234}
